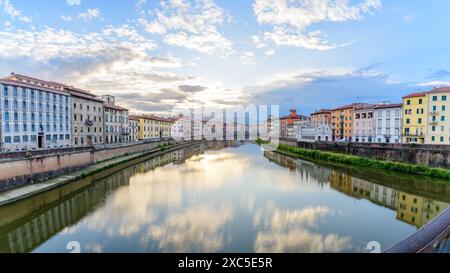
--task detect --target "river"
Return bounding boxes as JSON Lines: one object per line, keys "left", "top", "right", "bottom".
{"left": 0, "top": 141, "right": 449, "bottom": 253}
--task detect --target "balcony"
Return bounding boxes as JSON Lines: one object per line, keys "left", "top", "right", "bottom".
{"left": 429, "top": 121, "right": 438, "bottom": 126}
{"left": 383, "top": 134, "right": 391, "bottom": 138}
{"left": 85, "top": 119, "right": 94, "bottom": 126}
{"left": 430, "top": 111, "right": 439, "bottom": 115}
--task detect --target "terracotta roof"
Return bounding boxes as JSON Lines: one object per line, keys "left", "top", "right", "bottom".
{"left": 104, "top": 103, "right": 128, "bottom": 111}
{"left": 374, "top": 103, "right": 403, "bottom": 109}
{"left": 133, "top": 114, "right": 175, "bottom": 123}
{"left": 311, "top": 109, "right": 332, "bottom": 115}
{"left": 354, "top": 104, "right": 377, "bottom": 111}
{"left": 332, "top": 103, "right": 370, "bottom": 111}
{"left": 0, "top": 79, "right": 69, "bottom": 96}
{"left": 428, "top": 86, "right": 450, "bottom": 93}
{"left": 403, "top": 92, "right": 427, "bottom": 99}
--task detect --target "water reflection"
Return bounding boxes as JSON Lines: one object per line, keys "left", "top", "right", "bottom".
{"left": 0, "top": 142, "right": 448, "bottom": 253}
{"left": 266, "top": 151, "right": 450, "bottom": 229}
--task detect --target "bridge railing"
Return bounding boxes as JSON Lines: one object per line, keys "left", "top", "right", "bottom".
{"left": 384, "top": 207, "right": 450, "bottom": 253}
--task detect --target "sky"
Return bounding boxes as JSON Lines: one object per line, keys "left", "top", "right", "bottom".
{"left": 1, "top": 0, "right": 450, "bottom": 116}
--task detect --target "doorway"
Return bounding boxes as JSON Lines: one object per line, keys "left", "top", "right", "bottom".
{"left": 38, "top": 135, "right": 43, "bottom": 148}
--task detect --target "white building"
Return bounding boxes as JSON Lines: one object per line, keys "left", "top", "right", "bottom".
{"left": 296, "top": 121, "right": 332, "bottom": 142}
{"left": 171, "top": 114, "right": 192, "bottom": 141}
{"left": 102, "top": 95, "right": 129, "bottom": 144}
{"left": 374, "top": 103, "right": 403, "bottom": 144}
{"left": 129, "top": 116, "right": 139, "bottom": 142}
{"left": 0, "top": 73, "right": 71, "bottom": 151}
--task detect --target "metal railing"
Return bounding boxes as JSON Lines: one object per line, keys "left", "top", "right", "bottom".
{"left": 384, "top": 207, "right": 450, "bottom": 253}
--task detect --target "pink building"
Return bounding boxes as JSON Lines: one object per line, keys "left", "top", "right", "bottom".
{"left": 353, "top": 104, "right": 375, "bottom": 143}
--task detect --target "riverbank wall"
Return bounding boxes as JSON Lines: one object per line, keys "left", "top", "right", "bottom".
{"left": 279, "top": 139, "right": 450, "bottom": 169}
{"left": 0, "top": 139, "right": 181, "bottom": 192}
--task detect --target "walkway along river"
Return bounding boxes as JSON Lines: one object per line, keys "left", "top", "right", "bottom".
{"left": 0, "top": 141, "right": 449, "bottom": 253}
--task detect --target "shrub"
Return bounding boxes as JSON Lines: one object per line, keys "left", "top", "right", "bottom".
{"left": 277, "top": 144, "right": 450, "bottom": 180}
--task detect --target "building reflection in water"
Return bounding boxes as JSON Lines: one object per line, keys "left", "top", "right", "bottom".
{"left": 265, "top": 151, "right": 450, "bottom": 229}
{"left": 0, "top": 141, "right": 244, "bottom": 253}
{"left": 0, "top": 141, "right": 448, "bottom": 253}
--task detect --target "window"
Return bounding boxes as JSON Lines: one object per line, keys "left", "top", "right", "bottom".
{"left": 432, "top": 136, "right": 436, "bottom": 141}
{"left": 433, "top": 96, "right": 438, "bottom": 101}
{"left": 432, "top": 126, "right": 436, "bottom": 132}
{"left": 418, "top": 118, "right": 422, "bottom": 124}
{"left": 443, "top": 95, "right": 447, "bottom": 101}
{"left": 4, "top": 136, "right": 11, "bottom": 143}
{"left": 441, "top": 126, "right": 445, "bottom": 132}
{"left": 407, "top": 100, "right": 411, "bottom": 105}
{"left": 441, "top": 116, "right": 446, "bottom": 122}
{"left": 419, "top": 99, "right": 423, "bottom": 104}
{"left": 13, "top": 136, "right": 20, "bottom": 143}
{"left": 440, "top": 136, "right": 444, "bottom": 142}
{"left": 443, "top": 106, "right": 446, "bottom": 112}
{"left": 23, "top": 135, "right": 29, "bottom": 142}
{"left": 406, "top": 118, "right": 410, "bottom": 124}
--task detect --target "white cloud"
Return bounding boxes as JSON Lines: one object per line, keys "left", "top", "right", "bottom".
{"left": 240, "top": 51, "right": 255, "bottom": 64}
{"left": 60, "top": 15, "right": 73, "bottom": 22}
{"left": 139, "top": 0, "right": 233, "bottom": 55}
{"left": 66, "top": 0, "right": 81, "bottom": 5}
{"left": 0, "top": 0, "right": 32, "bottom": 23}
{"left": 413, "top": 81, "right": 450, "bottom": 88}
{"left": 252, "top": 0, "right": 382, "bottom": 50}
{"left": 78, "top": 8, "right": 103, "bottom": 21}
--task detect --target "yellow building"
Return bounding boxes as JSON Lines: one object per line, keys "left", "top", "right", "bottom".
{"left": 402, "top": 92, "right": 427, "bottom": 144}
{"left": 135, "top": 115, "right": 175, "bottom": 140}
{"left": 396, "top": 191, "right": 449, "bottom": 228}
{"left": 426, "top": 87, "right": 450, "bottom": 144}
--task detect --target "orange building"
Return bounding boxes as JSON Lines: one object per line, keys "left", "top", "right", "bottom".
{"left": 311, "top": 109, "right": 332, "bottom": 125}
{"left": 280, "top": 109, "right": 309, "bottom": 138}
{"left": 331, "top": 103, "right": 369, "bottom": 141}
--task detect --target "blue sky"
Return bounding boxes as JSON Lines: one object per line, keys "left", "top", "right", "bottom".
{"left": 1, "top": 0, "right": 450, "bottom": 115}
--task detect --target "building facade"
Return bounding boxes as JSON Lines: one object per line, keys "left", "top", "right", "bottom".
{"left": 331, "top": 103, "right": 369, "bottom": 142}
{"left": 137, "top": 115, "right": 175, "bottom": 140}
{"left": 129, "top": 116, "right": 139, "bottom": 142}
{"left": 374, "top": 103, "right": 403, "bottom": 144}
{"left": 426, "top": 87, "right": 450, "bottom": 145}
{"left": 280, "top": 109, "right": 309, "bottom": 139}
{"left": 0, "top": 73, "right": 71, "bottom": 151}
{"left": 102, "top": 95, "right": 129, "bottom": 144}
{"left": 353, "top": 105, "right": 375, "bottom": 143}
{"left": 296, "top": 121, "right": 332, "bottom": 142}
{"left": 402, "top": 92, "right": 427, "bottom": 144}
{"left": 311, "top": 109, "right": 332, "bottom": 126}
{"left": 66, "top": 86, "right": 104, "bottom": 147}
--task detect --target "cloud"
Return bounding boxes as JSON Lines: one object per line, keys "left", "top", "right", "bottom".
{"left": 78, "top": 8, "right": 103, "bottom": 21}
{"left": 253, "top": 206, "right": 353, "bottom": 253}
{"left": 60, "top": 15, "right": 73, "bottom": 22}
{"left": 427, "top": 69, "right": 450, "bottom": 80}
{"left": 0, "top": 0, "right": 32, "bottom": 23}
{"left": 413, "top": 81, "right": 450, "bottom": 88}
{"left": 245, "top": 65, "right": 409, "bottom": 114}
{"left": 252, "top": 0, "right": 382, "bottom": 50}
{"left": 178, "top": 85, "right": 206, "bottom": 93}
{"left": 139, "top": 0, "right": 233, "bottom": 55}
{"left": 240, "top": 51, "right": 255, "bottom": 64}
{"left": 66, "top": 0, "right": 81, "bottom": 5}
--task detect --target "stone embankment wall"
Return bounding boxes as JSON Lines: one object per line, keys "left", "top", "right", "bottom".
{"left": 0, "top": 140, "right": 177, "bottom": 192}
{"left": 279, "top": 139, "right": 450, "bottom": 169}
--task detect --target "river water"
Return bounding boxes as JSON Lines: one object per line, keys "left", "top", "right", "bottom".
{"left": 0, "top": 141, "right": 449, "bottom": 253}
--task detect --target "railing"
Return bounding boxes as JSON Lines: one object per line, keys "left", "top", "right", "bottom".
{"left": 430, "top": 111, "right": 439, "bottom": 115}
{"left": 429, "top": 121, "right": 438, "bottom": 126}
{"left": 384, "top": 207, "right": 450, "bottom": 253}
